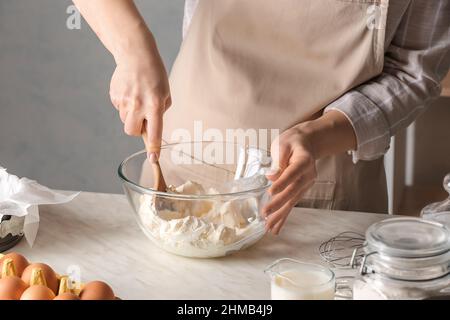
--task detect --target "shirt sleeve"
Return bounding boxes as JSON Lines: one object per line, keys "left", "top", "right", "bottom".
{"left": 324, "top": 0, "right": 450, "bottom": 163}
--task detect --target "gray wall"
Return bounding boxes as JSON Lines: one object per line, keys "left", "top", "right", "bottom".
{"left": 0, "top": 0, "right": 184, "bottom": 193}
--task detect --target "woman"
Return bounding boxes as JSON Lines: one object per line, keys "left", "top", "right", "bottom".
{"left": 73, "top": 0, "right": 450, "bottom": 234}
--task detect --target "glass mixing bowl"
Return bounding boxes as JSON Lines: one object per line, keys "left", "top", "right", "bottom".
{"left": 118, "top": 141, "right": 272, "bottom": 258}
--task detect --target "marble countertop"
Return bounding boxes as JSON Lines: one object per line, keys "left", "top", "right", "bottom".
{"left": 8, "top": 191, "right": 389, "bottom": 299}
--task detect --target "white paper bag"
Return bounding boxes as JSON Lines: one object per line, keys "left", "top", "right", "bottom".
{"left": 0, "top": 167, "right": 79, "bottom": 246}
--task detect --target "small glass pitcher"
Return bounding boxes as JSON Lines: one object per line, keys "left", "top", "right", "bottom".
{"left": 265, "top": 258, "right": 351, "bottom": 300}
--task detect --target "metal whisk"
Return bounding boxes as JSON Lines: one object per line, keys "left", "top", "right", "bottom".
{"left": 319, "top": 231, "right": 366, "bottom": 268}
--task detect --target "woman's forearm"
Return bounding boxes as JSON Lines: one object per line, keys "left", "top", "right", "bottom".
{"left": 297, "top": 110, "right": 357, "bottom": 160}
{"left": 73, "top": 0, "right": 171, "bottom": 154}
{"left": 73, "top": 0, "right": 157, "bottom": 62}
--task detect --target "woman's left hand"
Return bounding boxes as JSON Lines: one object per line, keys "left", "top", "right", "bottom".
{"left": 262, "top": 110, "right": 357, "bottom": 235}
{"left": 263, "top": 125, "right": 318, "bottom": 235}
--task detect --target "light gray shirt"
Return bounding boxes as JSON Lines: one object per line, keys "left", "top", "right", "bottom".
{"left": 183, "top": 0, "right": 450, "bottom": 162}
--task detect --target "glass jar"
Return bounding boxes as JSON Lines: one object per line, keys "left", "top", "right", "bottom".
{"left": 353, "top": 218, "right": 450, "bottom": 300}
{"left": 421, "top": 173, "right": 450, "bottom": 228}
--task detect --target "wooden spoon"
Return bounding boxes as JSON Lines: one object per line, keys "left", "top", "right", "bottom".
{"left": 141, "top": 130, "right": 167, "bottom": 192}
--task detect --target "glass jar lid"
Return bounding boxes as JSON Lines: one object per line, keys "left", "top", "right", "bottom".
{"left": 366, "top": 218, "right": 450, "bottom": 258}
{"left": 363, "top": 218, "right": 450, "bottom": 281}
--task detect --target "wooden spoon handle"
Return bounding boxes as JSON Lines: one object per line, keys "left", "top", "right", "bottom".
{"left": 152, "top": 160, "right": 167, "bottom": 192}
{"left": 141, "top": 130, "right": 167, "bottom": 192}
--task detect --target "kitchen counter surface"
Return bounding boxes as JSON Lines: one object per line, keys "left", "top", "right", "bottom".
{"left": 9, "top": 191, "right": 390, "bottom": 299}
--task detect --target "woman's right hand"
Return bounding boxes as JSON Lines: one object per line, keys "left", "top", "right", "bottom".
{"left": 109, "top": 37, "right": 171, "bottom": 161}
{"left": 72, "top": 1, "right": 171, "bottom": 161}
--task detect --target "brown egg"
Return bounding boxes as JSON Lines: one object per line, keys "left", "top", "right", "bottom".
{"left": 20, "top": 285, "right": 55, "bottom": 300}
{"left": 80, "top": 281, "right": 115, "bottom": 300}
{"left": 54, "top": 292, "right": 80, "bottom": 300}
{"left": 21, "top": 263, "right": 58, "bottom": 294}
{"left": 0, "top": 253, "right": 29, "bottom": 277}
{"left": 0, "top": 276, "right": 28, "bottom": 300}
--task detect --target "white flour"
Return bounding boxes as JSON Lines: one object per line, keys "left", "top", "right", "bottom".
{"left": 138, "top": 181, "right": 264, "bottom": 257}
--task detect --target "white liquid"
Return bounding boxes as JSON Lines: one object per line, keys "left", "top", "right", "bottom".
{"left": 271, "top": 268, "right": 335, "bottom": 300}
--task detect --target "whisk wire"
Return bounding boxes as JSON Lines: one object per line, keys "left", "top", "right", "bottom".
{"left": 319, "top": 231, "right": 366, "bottom": 268}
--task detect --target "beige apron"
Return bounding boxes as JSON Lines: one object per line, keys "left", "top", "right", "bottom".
{"left": 163, "top": 0, "right": 390, "bottom": 213}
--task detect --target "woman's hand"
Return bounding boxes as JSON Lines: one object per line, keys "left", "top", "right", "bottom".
{"left": 263, "top": 110, "right": 357, "bottom": 235}
{"left": 73, "top": 0, "right": 170, "bottom": 160}
{"left": 263, "top": 126, "right": 317, "bottom": 235}
{"left": 110, "top": 44, "right": 171, "bottom": 159}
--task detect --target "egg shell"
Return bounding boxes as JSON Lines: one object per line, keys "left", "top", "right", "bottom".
{"left": 21, "top": 263, "right": 58, "bottom": 294}
{"left": 80, "top": 281, "right": 115, "bottom": 300}
{"left": 0, "top": 276, "right": 28, "bottom": 300}
{"left": 20, "top": 285, "right": 56, "bottom": 300}
{"left": 54, "top": 292, "right": 81, "bottom": 300}
{"left": 0, "top": 253, "right": 29, "bottom": 277}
